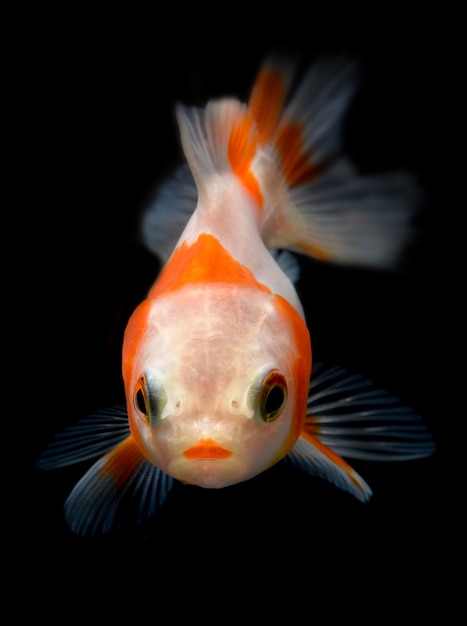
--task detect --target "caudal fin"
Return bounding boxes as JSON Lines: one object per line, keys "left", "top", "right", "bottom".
{"left": 142, "top": 55, "right": 423, "bottom": 269}
{"left": 264, "top": 55, "right": 423, "bottom": 268}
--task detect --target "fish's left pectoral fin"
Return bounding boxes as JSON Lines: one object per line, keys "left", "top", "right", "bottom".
{"left": 285, "top": 432, "right": 373, "bottom": 502}
{"left": 63, "top": 436, "right": 174, "bottom": 536}
{"left": 305, "top": 362, "right": 436, "bottom": 462}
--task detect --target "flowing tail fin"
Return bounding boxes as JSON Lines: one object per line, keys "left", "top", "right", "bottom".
{"left": 142, "top": 54, "right": 423, "bottom": 269}
{"left": 258, "top": 55, "right": 423, "bottom": 267}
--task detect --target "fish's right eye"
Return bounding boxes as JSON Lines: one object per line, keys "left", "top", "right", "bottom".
{"left": 134, "top": 377, "right": 149, "bottom": 422}
{"left": 135, "top": 387, "right": 147, "bottom": 415}
{"left": 133, "top": 374, "right": 168, "bottom": 426}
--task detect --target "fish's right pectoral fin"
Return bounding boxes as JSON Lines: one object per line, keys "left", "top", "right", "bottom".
{"left": 63, "top": 436, "right": 174, "bottom": 536}
{"left": 285, "top": 362, "right": 436, "bottom": 501}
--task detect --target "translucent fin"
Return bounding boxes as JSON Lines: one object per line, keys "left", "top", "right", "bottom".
{"left": 305, "top": 362, "right": 435, "bottom": 461}
{"left": 191, "top": 56, "right": 418, "bottom": 266}
{"left": 274, "top": 55, "right": 359, "bottom": 184}
{"left": 247, "top": 56, "right": 296, "bottom": 146}
{"left": 36, "top": 405, "right": 131, "bottom": 470}
{"left": 37, "top": 407, "right": 174, "bottom": 535}
{"left": 63, "top": 437, "right": 174, "bottom": 536}
{"left": 267, "top": 54, "right": 422, "bottom": 268}
{"left": 280, "top": 157, "right": 422, "bottom": 268}
{"left": 271, "top": 249, "right": 301, "bottom": 285}
{"left": 285, "top": 362, "right": 434, "bottom": 501}
{"left": 285, "top": 433, "right": 372, "bottom": 502}
{"left": 140, "top": 163, "right": 197, "bottom": 264}
{"left": 176, "top": 99, "right": 258, "bottom": 203}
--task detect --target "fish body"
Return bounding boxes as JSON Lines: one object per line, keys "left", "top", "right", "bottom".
{"left": 37, "top": 55, "right": 434, "bottom": 535}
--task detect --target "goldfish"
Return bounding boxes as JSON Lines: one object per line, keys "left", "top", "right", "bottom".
{"left": 37, "top": 54, "right": 435, "bottom": 536}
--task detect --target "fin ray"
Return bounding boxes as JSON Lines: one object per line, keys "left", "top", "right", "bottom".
{"left": 63, "top": 437, "right": 174, "bottom": 536}
{"left": 282, "top": 158, "right": 422, "bottom": 268}
{"left": 248, "top": 57, "right": 295, "bottom": 144}
{"left": 305, "top": 363, "right": 435, "bottom": 461}
{"left": 141, "top": 55, "right": 422, "bottom": 270}
{"left": 36, "top": 405, "right": 130, "bottom": 470}
{"left": 140, "top": 163, "right": 197, "bottom": 264}
{"left": 285, "top": 433, "right": 372, "bottom": 502}
{"left": 176, "top": 99, "right": 260, "bottom": 203}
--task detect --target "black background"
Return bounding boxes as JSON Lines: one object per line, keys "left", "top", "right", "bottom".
{"left": 18, "top": 8, "right": 456, "bottom": 619}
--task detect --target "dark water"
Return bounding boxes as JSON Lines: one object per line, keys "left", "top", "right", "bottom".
{"left": 22, "top": 17, "right": 454, "bottom": 618}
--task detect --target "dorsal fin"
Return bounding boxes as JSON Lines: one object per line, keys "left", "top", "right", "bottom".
{"left": 175, "top": 59, "right": 296, "bottom": 209}
{"left": 176, "top": 99, "right": 261, "bottom": 203}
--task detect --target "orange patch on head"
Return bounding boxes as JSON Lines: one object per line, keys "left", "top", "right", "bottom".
{"left": 147, "top": 233, "right": 272, "bottom": 298}
{"left": 183, "top": 439, "right": 233, "bottom": 460}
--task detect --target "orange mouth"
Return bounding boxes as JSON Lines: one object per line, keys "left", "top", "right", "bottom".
{"left": 183, "top": 438, "right": 233, "bottom": 460}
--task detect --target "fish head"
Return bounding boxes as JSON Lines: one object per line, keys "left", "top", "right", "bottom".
{"left": 122, "top": 284, "right": 311, "bottom": 488}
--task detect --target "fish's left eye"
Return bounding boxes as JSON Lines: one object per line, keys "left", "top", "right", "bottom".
{"left": 258, "top": 369, "right": 287, "bottom": 423}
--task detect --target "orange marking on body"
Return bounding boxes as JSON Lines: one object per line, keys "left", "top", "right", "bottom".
{"left": 122, "top": 298, "right": 152, "bottom": 379}
{"left": 228, "top": 114, "right": 263, "bottom": 206}
{"left": 183, "top": 438, "right": 233, "bottom": 460}
{"left": 300, "top": 429, "right": 365, "bottom": 490}
{"left": 98, "top": 436, "right": 143, "bottom": 490}
{"left": 248, "top": 68, "right": 287, "bottom": 144}
{"left": 276, "top": 121, "right": 331, "bottom": 187}
{"left": 147, "top": 233, "right": 272, "bottom": 298}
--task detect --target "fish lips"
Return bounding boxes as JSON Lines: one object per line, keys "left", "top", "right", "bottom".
{"left": 168, "top": 447, "right": 251, "bottom": 488}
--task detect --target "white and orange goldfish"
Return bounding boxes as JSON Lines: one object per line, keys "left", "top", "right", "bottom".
{"left": 37, "top": 55, "right": 434, "bottom": 535}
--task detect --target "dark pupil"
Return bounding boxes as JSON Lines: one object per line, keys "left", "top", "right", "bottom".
{"left": 136, "top": 388, "right": 146, "bottom": 414}
{"left": 266, "top": 385, "right": 284, "bottom": 415}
